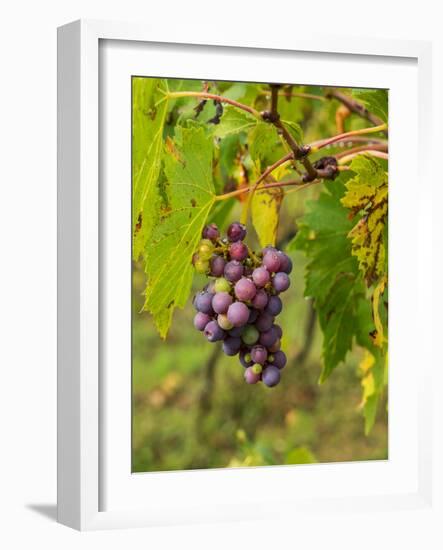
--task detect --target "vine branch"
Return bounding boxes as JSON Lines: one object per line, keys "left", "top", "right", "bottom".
{"left": 325, "top": 88, "right": 385, "bottom": 128}
{"left": 166, "top": 91, "right": 261, "bottom": 118}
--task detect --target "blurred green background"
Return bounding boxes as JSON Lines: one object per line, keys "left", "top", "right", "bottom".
{"left": 132, "top": 200, "right": 388, "bottom": 473}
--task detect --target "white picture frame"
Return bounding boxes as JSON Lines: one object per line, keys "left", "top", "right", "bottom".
{"left": 57, "top": 19, "right": 436, "bottom": 531}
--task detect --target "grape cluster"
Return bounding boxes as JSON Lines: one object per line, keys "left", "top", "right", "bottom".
{"left": 192, "top": 222, "right": 292, "bottom": 387}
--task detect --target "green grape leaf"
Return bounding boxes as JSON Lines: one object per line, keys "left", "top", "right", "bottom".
{"left": 213, "top": 105, "right": 257, "bottom": 138}
{"left": 248, "top": 122, "right": 280, "bottom": 166}
{"left": 341, "top": 155, "right": 388, "bottom": 286}
{"left": 351, "top": 89, "right": 388, "bottom": 123}
{"left": 251, "top": 187, "right": 284, "bottom": 247}
{"left": 282, "top": 120, "right": 304, "bottom": 144}
{"left": 132, "top": 77, "right": 169, "bottom": 260}
{"left": 293, "top": 180, "right": 357, "bottom": 303}
{"left": 143, "top": 124, "right": 216, "bottom": 338}
{"left": 293, "top": 176, "right": 372, "bottom": 381}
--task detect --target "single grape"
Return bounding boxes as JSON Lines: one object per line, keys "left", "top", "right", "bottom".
{"left": 224, "top": 260, "right": 244, "bottom": 283}
{"left": 273, "top": 272, "right": 290, "bottom": 293}
{"left": 209, "top": 255, "right": 226, "bottom": 277}
{"left": 223, "top": 337, "right": 242, "bottom": 356}
{"left": 262, "top": 365, "right": 281, "bottom": 387}
{"left": 214, "top": 277, "right": 231, "bottom": 293}
{"left": 234, "top": 277, "right": 256, "bottom": 302}
{"left": 239, "top": 349, "right": 253, "bottom": 368}
{"left": 202, "top": 223, "right": 220, "bottom": 242}
{"left": 194, "top": 257, "right": 209, "bottom": 274}
{"left": 251, "top": 289, "right": 268, "bottom": 310}
{"left": 194, "top": 291, "right": 214, "bottom": 314}
{"left": 244, "top": 367, "right": 261, "bottom": 384}
{"left": 248, "top": 308, "right": 259, "bottom": 324}
{"left": 251, "top": 345, "right": 268, "bottom": 365}
{"left": 251, "top": 363, "right": 263, "bottom": 374}
{"left": 217, "top": 313, "right": 234, "bottom": 331}
{"left": 242, "top": 325, "right": 259, "bottom": 345}
{"left": 227, "top": 301, "right": 250, "bottom": 327}
{"left": 259, "top": 326, "right": 279, "bottom": 347}
{"left": 198, "top": 239, "right": 215, "bottom": 260}
{"left": 266, "top": 295, "right": 282, "bottom": 316}
{"left": 272, "top": 350, "right": 287, "bottom": 369}
{"left": 229, "top": 326, "right": 245, "bottom": 338}
{"left": 277, "top": 251, "right": 293, "bottom": 274}
{"left": 212, "top": 291, "right": 233, "bottom": 314}
{"left": 268, "top": 338, "right": 281, "bottom": 352}
{"left": 255, "top": 312, "right": 274, "bottom": 332}
{"left": 227, "top": 222, "right": 247, "bottom": 242}
{"left": 204, "top": 320, "right": 225, "bottom": 342}
{"left": 262, "top": 250, "right": 281, "bottom": 273}
{"left": 274, "top": 324, "right": 283, "bottom": 339}
{"left": 252, "top": 267, "right": 270, "bottom": 288}
{"left": 229, "top": 241, "right": 249, "bottom": 261}
{"left": 193, "top": 312, "right": 211, "bottom": 331}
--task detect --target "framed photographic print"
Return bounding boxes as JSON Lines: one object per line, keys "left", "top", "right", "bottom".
{"left": 57, "top": 20, "right": 435, "bottom": 531}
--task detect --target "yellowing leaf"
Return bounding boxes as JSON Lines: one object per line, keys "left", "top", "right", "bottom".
{"left": 143, "top": 124, "right": 216, "bottom": 337}
{"left": 251, "top": 187, "right": 283, "bottom": 247}
{"left": 341, "top": 155, "right": 388, "bottom": 286}
{"left": 371, "top": 274, "right": 388, "bottom": 348}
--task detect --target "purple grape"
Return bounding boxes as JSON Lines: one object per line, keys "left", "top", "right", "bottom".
{"left": 262, "top": 365, "right": 281, "bottom": 387}
{"left": 259, "top": 326, "right": 279, "bottom": 347}
{"left": 194, "top": 291, "right": 214, "bottom": 314}
{"left": 212, "top": 291, "right": 233, "bottom": 314}
{"left": 251, "top": 289, "right": 268, "bottom": 310}
{"left": 223, "top": 337, "right": 242, "bottom": 356}
{"left": 251, "top": 345, "right": 268, "bottom": 365}
{"left": 229, "top": 241, "right": 248, "bottom": 261}
{"left": 266, "top": 295, "right": 282, "bottom": 316}
{"left": 277, "top": 251, "right": 293, "bottom": 274}
{"left": 239, "top": 349, "right": 253, "bottom": 368}
{"left": 241, "top": 325, "right": 259, "bottom": 345}
{"left": 227, "top": 222, "right": 246, "bottom": 242}
{"left": 248, "top": 308, "right": 259, "bottom": 324}
{"left": 272, "top": 350, "right": 287, "bottom": 369}
{"left": 229, "top": 326, "right": 245, "bottom": 338}
{"left": 263, "top": 250, "right": 281, "bottom": 273}
{"left": 244, "top": 367, "right": 261, "bottom": 384}
{"left": 273, "top": 272, "right": 290, "bottom": 293}
{"left": 210, "top": 255, "right": 226, "bottom": 277}
{"left": 193, "top": 312, "right": 211, "bottom": 331}
{"left": 274, "top": 324, "right": 283, "bottom": 339}
{"left": 204, "top": 320, "right": 225, "bottom": 342}
{"left": 224, "top": 260, "right": 244, "bottom": 283}
{"left": 268, "top": 339, "right": 281, "bottom": 352}
{"left": 218, "top": 314, "right": 234, "bottom": 330}
{"left": 227, "top": 301, "right": 250, "bottom": 327}
{"left": 202, "top": 223, "right": 220, "bottom": 242}
{"left": 256, "top": 312, "right": 274, "bottom": 332}
{"left": 234, "top": 278, "right": 256, "bottom": 302}
{"left": 252, "top": 267, "right": 270, "bottom": 288}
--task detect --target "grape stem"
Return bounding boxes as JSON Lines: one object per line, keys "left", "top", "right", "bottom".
{"left": 310, "top": 123, "right": 388, "bottom": 151}
{"left": 338, "top": 149, "right": 389, "bottom": 164}
{"left": 335, "top": 143, "right": 388, "bottom": 159}
{"left": 166, "top": 91, "right": 261, "bottom": 119}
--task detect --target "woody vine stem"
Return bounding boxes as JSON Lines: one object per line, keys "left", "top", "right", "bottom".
{"left": 167, "top": 85, "right": 388, "bottom": 208}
